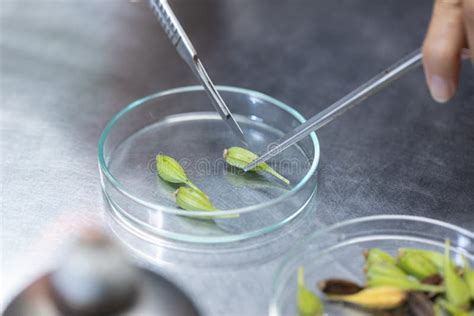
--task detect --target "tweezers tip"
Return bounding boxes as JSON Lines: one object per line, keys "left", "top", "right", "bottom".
{"left": 242, "top": 163, "right": 254, "bottom": 172}
{"left": 239, "top": 136, "right": 249, "bottom": 147}
{"left": 226, "top": 115, "right": 248, "bottom": 146}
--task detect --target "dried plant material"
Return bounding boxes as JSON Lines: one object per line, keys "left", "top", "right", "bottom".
{"left": 318, "top": 279, "right": 362, "bottom": 295}
{"left": 407, "top": 292, "right": 435, "bottom": 316}
{"left": 327, "top": 286, "right": 406, "bottom": 310}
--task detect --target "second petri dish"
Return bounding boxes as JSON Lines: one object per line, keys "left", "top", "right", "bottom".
{"left": 270, "top": 215, "right": 474, "bottom": 316}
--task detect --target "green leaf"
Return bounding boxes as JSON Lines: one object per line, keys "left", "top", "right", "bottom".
{"left": 463, "top": 256, "right": 474, "bottom": 300}
{"left": 297, "top": 267, "right": 323, "bottom": 316}
{"left": 444, "top": 240, "right": 470, "bottom": 310}
{"left": 436, "top": 298, "right": 471, "bottom": 316}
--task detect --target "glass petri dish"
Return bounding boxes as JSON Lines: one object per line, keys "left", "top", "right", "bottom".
{"left": 98, "top": 86, "right": 319, "bottom": 245}
{"left": 270, "top": 215, "right": 474, "bottom": 316}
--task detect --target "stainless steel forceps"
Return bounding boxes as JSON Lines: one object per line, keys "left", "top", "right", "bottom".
{"left": 149, "top": 0, "right": 246, "bottom": 143}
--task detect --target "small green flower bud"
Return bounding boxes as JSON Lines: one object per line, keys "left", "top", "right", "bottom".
{"left": 365, "top": 248, "right": 396, "bottom": 267}
{"left": 223, "top": 147, "right": 289, "bottom": 185}
{"left": 367, "top": 263, "right": 444, "bottom": 293}
{"left": 156, "top": 154, "right": 188, "bottom": 183}
{"left": 174, "top": 187, "right": 215, "bottom": 212}
{"left": 398, "top": 250, "right": 438, "bottom": 280}
{"left": 156, "top": 154, "right": 202, "bottom": 192}
{"left": 398, "top": 248, "right": 444, "bottom": 271}
{"left": 174, "top": 187, "right": 238, "bottom": 219}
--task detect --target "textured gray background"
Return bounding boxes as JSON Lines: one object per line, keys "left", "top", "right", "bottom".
{"left": 1, "top": 0, "right": 473, "bottom": 315}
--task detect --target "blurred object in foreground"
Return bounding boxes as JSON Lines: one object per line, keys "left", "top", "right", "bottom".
{"left": 3, "top": 229, "right": 200, "bottom": 316}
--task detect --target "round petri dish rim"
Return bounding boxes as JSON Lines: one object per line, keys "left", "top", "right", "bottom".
{"left": 269, "top": 214, "right": 474, "bottom": 315}
{"left": 98, "top": 85, "right": 320, "bottom": 217}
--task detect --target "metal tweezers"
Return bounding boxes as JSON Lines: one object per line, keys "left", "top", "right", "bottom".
{"left": 149, "top": 0, "right": 246, "bottom": 144}
{"left": 244, "top": 49, "right": 422, "bottom": 170}
{"left": 244, "top": 48, "right": 470, "bottom": 171}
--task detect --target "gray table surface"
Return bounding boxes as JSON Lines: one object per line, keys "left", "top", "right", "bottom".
{"left": 1, "top": 0, "right": 473, "bottom": 315}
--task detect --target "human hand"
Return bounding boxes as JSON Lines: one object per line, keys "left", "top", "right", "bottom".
{"left": 423, "top": 0, "right": 473, "bottom": 103}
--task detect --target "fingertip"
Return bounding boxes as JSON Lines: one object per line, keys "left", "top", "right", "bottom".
{"left": 422, "top": 41, "right": 460, "bottom": 103}
{"left": 422, "top": 44, "right": 458, "bottom": 103}
{"left": 428, "top": 75, "right": 456, "bottom": 103}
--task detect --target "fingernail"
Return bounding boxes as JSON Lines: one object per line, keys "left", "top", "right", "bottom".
{"left": 429, "top": 75, "right": 453, "bottom": 103}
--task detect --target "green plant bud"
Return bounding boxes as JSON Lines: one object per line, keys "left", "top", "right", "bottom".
{"left": 444, "top": 240, "right": 470, "bottom": 310}
{"left": 365, "top": 248, "right": 397, "bottom": 267}
{"left": 407, "top": 292, "right": 435, "bottom": 316}
{"left": 297, "top": 267, "right": 324, "bottom": 316}
{"left": 156, "top": 154, "right": 187, "bottom": 183}
{"left": 367, "top": 263, "right": 444, "bottom": 293}
{"left": 175, "top": 187, "right": 215, "bottom": 211}
{"left": 463, "top": 256, "right": 474, "bottom": 300}
{"left": 398, "top": 251, "right": 439, "bottom": 280}
{"left": 223, "top": 147, "right": 290, "bottom": 185}
{"left": 399, "top": 248, "right": 444, "bottom": 271}
{"left": 174, "top": 187, "right": 238, "bottom": 219}
{"left": 367, "top": 262, "right": 408, "bottom": 279}
{"left": 156, "top": 154, "right": 201, "bottom": 191}
{"left": 327, "top": 286, "right": 406, "bottom": 310}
